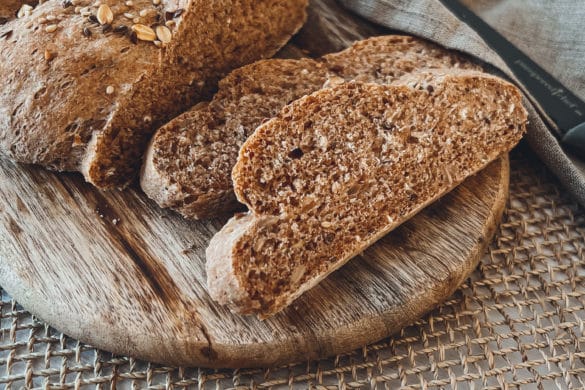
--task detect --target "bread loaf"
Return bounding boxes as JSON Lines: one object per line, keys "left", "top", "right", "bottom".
{"left": 206, "top": 71, "right": 527, "bottom": 318}
{"left": 0, "top": 0, "right": 308, "bottom": 189}
{"left": 141, "top": 35, "right": 480, "bottom": 218}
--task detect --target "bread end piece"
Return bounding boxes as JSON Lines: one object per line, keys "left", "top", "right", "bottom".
{"left": 0, "top": 0, "right": 309, "bottom": 190}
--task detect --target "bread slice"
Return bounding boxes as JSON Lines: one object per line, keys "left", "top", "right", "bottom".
{"left": 206, "top": 71, "right": 527, "bottom": 318}
{"left": 141, "top": 35, "right": 480, "bottom": 218}
{"left": 141, "top": 58, "right": 331, "bottom": 217}
{"left": 0, "top": 0, "right": 308, "bottom": 189}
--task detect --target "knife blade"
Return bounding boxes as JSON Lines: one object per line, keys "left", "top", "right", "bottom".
{"left": 440, "top": 0, "right": 585, "bottom": 156}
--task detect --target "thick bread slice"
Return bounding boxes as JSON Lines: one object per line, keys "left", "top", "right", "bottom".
{"left": 206, "top": 71, "right": 528, "bottom": 318}
{"left": 0, "top": 0, "right": 307, "bottom": 189}
{"left": 142, "top": 35, "right": 480, "bottom": 218}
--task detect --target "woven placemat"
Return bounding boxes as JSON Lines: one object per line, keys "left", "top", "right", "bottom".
{"left": 1, "top": 145, "right": 584, "bottom": 389}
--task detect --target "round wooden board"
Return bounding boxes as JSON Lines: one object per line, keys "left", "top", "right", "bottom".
{"left": 0, "top": 0, "right": 510, "bottom": 369}
{"left": 0, "top": 155, "right": 509, "bottom": 368}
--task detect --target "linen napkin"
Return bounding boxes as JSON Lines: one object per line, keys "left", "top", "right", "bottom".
{"left": 339, "top": 0, "right": 585, "bottom": 206}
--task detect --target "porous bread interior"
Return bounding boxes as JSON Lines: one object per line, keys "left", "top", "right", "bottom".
{"left": 147, "top": 35, "right": 481, "bottom": 217}
{"left": 149, "top": 58, "right": 330, "bottom": 215}
{"left": 229, "top": 77, "right": 526, "bottom": 315}
{"left": 86, "top": 0, "right": 308, "bottom": 188}
{"left": 0, "top": 0, "right": 307, "bottom": 189}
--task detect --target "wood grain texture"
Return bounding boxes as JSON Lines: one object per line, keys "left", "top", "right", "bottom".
{"left": 0, "top": 0, "right": 509, "bottom": 368}
{"left": 0, "top": 155, "right": 509, "bottom": 368}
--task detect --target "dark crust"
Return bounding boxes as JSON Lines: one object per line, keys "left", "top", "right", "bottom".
{"left": 0, "top": 0, "right": 309, "bottom": 189}
{"left": 0, "top": 1, "right": 160, "bottom": 173}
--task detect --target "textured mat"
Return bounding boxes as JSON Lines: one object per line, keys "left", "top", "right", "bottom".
{"left": 1, "top": 145, "right": 584, "bottom": 389}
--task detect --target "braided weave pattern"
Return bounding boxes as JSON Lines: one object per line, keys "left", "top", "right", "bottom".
{"left": 1, "top": 147, "right": 584, "bottom": 389}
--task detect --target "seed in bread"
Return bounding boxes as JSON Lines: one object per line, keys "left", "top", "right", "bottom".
{"left": 96, "top": 4, "right": 113, "bottom": 25}
{"left": 0, "top": 0, "right": 309, "bottom": 189}
{"left": 206, "top": 71, "right": 528, "bottom": 318}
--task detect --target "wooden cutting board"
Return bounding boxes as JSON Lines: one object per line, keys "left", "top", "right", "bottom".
{"left": 0, "top": 0, "right": 510, "bottom": 369}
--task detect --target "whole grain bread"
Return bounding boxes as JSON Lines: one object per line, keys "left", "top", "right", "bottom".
{"left": 206, "top": 71, "right": 528, "bottom": 318}
{"left": 0, "top": 0, "right": 308, "bottom": 189}
{"left": 141, "top": 35, "right": 481, "bottom": 218}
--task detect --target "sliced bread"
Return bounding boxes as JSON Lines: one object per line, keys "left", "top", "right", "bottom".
{"left": 141, "top": 35, "right": 481, "bottom": 218}
{"left": 206, "top": 71, "right": 528, "bottom": 318}
{"left": 0, "top": 0, "right": 308, "bottom": 189}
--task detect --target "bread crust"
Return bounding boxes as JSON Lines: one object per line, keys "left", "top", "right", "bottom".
{"left": 142, "top": 35, "right": 481, "bottom": 218}
{"left": 142, "top": 58, "right": 330, "bottom": 217}
{"left": 206, "top": 212, "right": 256, "bottom": 309}
{"left": 207, "top": 73, "right": 527, "bottom": 317}
{"left": 0, "top": 0, "right": 308, "bottom": 189}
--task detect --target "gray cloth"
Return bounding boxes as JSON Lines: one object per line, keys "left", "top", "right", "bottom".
{"left": 339, "top": 0, "right": 585, "bottom": 205}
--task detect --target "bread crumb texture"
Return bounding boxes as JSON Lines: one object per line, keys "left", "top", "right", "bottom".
{"left": 206, "top": 73, "right": 527, "bottom": 317}
{"left": 0, "top": 0, "right": 308, "bottom": 188}
{"left": 145, "top": 35, "right": 482, "bottom": 218}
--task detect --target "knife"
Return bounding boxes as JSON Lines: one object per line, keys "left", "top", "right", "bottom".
{"left": 440, "top": 0, "right": 585, "bottom": 156}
